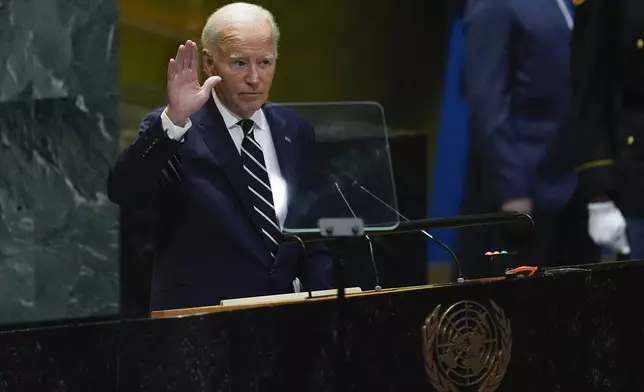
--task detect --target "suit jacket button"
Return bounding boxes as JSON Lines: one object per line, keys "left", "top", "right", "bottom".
{"left": 269, "top": 268, "right": 277, "bottom": 276}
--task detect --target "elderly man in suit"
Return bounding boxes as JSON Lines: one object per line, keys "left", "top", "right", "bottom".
{"left": 108, "top": 2, "right": 332, "bottom": 311}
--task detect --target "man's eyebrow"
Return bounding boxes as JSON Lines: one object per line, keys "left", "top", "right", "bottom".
{"left": 227, "top": 54, "right": 275, "bottom": 60}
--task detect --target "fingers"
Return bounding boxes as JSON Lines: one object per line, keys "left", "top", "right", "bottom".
{"left": 613, "top": 223, "right": 631, "bottom": 255}
{"left": 189, "top": 41, "right": 199, "bottom": 70}
{"left": 171, "top": 44, "right": 186, "bottom": 76}
{"left": 202, "top": 75, "right": 222, "bottom": 91}
{"left": 180, "top": 44, "right": 189, "bottom": 70}
{"left": 172, "top": 40, "right": 198, "bottom": 73}
{"left": 183, "top": 42, "right": 191, "bottom": 69}
{"left": 175, "top": 44, "right": 184, "bottom": 69}
{"left": 203, "top": 76, "right": 221, "bottom": 90}
{"left": 184, "top": 40, "right": 197, "bottom": 69}
{"left": 501, "top": 199, "right": 532, "bottom": 214}
{"left": 197, "top": 76, "right": 222, "bottom": 101}
{"left": 167, "top": 58, "right": 178, "bottom": 81}
{"left": 604, "top": 231, "right": 631, "bottom": 255}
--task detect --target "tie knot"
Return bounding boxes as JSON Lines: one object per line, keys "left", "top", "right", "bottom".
{"left": 238, "top": 119, "right": 254, "bottom": 135}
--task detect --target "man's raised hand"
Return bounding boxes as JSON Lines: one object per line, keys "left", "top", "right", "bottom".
{"left": 166, "top": 40, "right": 221, "bottom": 126}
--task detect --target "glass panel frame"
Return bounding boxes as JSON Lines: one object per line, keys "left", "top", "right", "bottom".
{"left": 280, "top": 101, "right": 400, "bottom": 234}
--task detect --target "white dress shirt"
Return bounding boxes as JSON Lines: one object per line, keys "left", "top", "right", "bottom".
{"left": 160, "top": 93, "right": 288, "bottom": 229}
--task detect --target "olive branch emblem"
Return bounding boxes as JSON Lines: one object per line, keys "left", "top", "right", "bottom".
{"left": 422, "top": 300, "right": 512, "bottom": 392}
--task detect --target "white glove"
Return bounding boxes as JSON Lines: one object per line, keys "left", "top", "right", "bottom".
{"left": 587, "top": 201, "right": 631, "bottom": 255}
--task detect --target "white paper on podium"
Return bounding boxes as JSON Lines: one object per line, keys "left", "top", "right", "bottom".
{"left": 219, "top": 287, "right": 363, "bottom": 307}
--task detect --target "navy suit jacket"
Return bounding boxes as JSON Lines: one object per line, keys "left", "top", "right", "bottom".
{"left": 464, "top": 0, "right": 577, "bottom": 211}
{"left": 107, "top": 96, "right": 333, "bottom": 311}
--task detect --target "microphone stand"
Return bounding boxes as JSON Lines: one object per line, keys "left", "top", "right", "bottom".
{"left": 317, "top": 217, "right": 365, "bottom": 392}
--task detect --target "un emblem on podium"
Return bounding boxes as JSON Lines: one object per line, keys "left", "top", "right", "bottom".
{"left": 422, "top": 300, "right": 512, "bottom": 392}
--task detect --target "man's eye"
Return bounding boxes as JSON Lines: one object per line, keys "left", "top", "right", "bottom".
{"left": 233, "top": 60, "right": 246, "bottom": 67}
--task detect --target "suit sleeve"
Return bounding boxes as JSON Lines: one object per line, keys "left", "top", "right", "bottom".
{"left": 570, "top": 0, "right": 618, "bottom": 200}
{"left": 295, "top": 122, "right": 333, "bottom": 291}
{"left": 299, "top": 243, "right": 333, "bottom": 291}
{"left": 464, "top": 0, "right": 528, "bottom": 205}
{"left": 107, "top": 109, "right": 184, "bottom": 208}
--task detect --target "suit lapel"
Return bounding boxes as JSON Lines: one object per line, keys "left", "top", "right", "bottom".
{"left": 194, "top": 96, "right": 268, "bottom": 254}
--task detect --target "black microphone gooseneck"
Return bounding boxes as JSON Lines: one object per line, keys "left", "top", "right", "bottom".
{"left": 333, "top": 182, "right": 382, "bottom": 290}
{"left": 356, "top": 182, "right": 465, "bottom": 283}
{"left": 291, "top": 234, "right": 310, "bottom": 295}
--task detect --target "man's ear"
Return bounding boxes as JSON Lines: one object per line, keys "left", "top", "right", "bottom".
{"left": 202, "top": 49, "right": 213, "bottom": 72}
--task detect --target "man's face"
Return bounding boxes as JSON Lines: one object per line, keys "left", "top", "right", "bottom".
{"left": 203, "top": 21, "right": 276, "bottom": 119}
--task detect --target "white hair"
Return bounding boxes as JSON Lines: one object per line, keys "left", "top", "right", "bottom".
{"left": 201, "top": 2, "right": 280, "bottom": 58}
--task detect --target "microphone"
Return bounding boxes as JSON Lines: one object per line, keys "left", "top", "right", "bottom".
{"left": 290, "top": 234, "right": 310, "bottom": 295}
{"left": 333, "top": 182, "right": 382, "bottom": 291}
{"left": 355, "top": 182, "right": 465, "bottom": 284}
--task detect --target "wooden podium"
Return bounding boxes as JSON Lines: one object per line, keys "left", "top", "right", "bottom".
{"left": 148, "top": 278, "right": 509, "bottom": 319}
{"left": 149, "top": 286, "right": 434, "bottom": 319}
{"left": 1, "top": 261, "right": 643, "bottom": 392}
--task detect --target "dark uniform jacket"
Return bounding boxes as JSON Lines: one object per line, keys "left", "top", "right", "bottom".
{"left": 465, "top": 0, "right": 577, "bottom": 212}
{"left": 571, "top": 0, "right": 644, "bottom": 217}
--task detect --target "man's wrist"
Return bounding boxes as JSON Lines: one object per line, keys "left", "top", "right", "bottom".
{"left": 165, "top": 106, "right": 188, "bottom": 127}
{"left": 160, "top": 108, "right": 191, "bottom": 142}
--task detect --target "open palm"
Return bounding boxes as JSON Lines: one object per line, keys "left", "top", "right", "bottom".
{"left": 166, "top": 40, "right": 221, "bottom": 126}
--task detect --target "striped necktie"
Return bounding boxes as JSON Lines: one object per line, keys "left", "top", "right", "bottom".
{"left": 239, "top": 119, "right": 281, "bottom": 258}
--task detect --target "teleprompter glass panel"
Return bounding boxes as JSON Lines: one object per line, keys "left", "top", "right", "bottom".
{"left": 279, "top": 102, "right": 399, "bottom": 234}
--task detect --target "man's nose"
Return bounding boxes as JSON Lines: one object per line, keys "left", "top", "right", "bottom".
{"left": 245, "top": 65, "right": 260, "bottom": 85}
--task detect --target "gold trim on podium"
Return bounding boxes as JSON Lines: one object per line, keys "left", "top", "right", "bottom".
{"left": 149, "top": 277, "right": 506, "bottom": 319}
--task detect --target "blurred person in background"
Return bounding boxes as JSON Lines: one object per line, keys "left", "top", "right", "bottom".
{"left": 459, "top": 0, "right": 600, "bottom": 271}
{"left": 569, "top": 0, "right": 644, "bottom": 259}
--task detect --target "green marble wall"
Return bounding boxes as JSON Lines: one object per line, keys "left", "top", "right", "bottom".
{"left": 0, "top": 0, "right": 119, "bottom": 326}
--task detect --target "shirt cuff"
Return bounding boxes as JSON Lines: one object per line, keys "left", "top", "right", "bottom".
{"left": 160, "top": 108, "right": 192, "bottom": 141}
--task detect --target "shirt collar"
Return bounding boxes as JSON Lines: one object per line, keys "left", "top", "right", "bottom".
{"left": 212, "top": 90, "right": 268, "bottom": 132}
